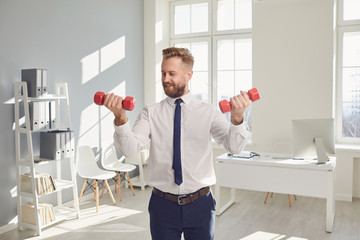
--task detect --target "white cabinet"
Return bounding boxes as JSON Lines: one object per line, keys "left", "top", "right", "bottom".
{"left": 14, "top": 81, "right": 80, "bottom": 235}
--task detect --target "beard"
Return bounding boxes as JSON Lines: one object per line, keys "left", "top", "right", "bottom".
{"left": 163, "top": 82, "right": 187, "bottom": 98}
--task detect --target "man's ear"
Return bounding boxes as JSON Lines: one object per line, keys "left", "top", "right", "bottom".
{"left": 186, "top": 69, "right": 193, "bottom": 81}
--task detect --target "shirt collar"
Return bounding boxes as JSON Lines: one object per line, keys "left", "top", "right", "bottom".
{"left": 166, "top": 91, "right": 192, "bottom": 106}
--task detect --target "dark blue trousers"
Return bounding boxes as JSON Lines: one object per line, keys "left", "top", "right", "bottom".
{"left": 148, "top": 190, "right": 216, "bottom": 240}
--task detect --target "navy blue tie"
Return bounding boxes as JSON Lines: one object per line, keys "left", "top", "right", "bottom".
{"left": 173, "top": 98, "right": 183, "bottom": 185}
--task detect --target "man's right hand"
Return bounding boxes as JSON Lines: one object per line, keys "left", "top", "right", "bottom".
{"left": 103, "top": 93, "right": 128, "bottom": 126}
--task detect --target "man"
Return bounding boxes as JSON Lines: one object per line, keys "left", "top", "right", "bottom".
{"left": 103, "top": 47, "right": 250, "bottom": 240}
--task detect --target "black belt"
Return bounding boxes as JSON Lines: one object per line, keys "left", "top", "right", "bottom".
{"left": 153, "top": 186, "right": 210, "bottom": 205}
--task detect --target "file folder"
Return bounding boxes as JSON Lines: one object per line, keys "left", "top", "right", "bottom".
{"left": 45, "top": 101, "right": 50, "bottom": 131}
{"left": 41, "top": 69, "right": 47, "bottom": 95}
{"left": 29, "top": 102, "right": 40, "bottom": 131}
{"left": 40, "top": 131, "right": 62, "bottom": 160}
{"left": 21, "top": 69, "right": 42, "bottom": 97}
{"left": 69, "top": 131, "right": 75, "bottom": 158}
{"left": 60, "top": 131, "right": 66, "bottom": 159}
{"left": 49, "top": 101, "right": 56, "bottom": 130}
{"left": 64, "top": 131, "right": 71, "bottom": 158}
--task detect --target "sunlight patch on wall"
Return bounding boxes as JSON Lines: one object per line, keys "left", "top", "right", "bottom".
{"left": 78, "top": 103, "right": 99, "bottom": 146}
{"left": 156, "top": 21, "right": 163, "bottom": 43}
{"left": 101, "top": 36, "right": 126, "bottom": 72}
{"left": 81, "top": 36, "right": 126, "bottom": 85}
{"left": 81, "top": 50, "right": 100, "bottom": 85}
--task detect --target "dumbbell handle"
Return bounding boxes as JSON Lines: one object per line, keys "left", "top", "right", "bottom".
{"left": 219, "top": 88, "right": 260, "bottom": 113}
{"left": 94, "top": 91, "right": 135, "bottom": 111}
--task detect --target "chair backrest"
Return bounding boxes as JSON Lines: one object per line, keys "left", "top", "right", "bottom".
{"left": 101, "top": 144, "right": 125, "bottom": 170}
{"left": 76, "top": 145, "right": 101, "bottom": 177}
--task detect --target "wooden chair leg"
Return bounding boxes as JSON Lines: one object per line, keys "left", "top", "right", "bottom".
{"left": 294, "top": 194, "right": 297, "bottom": 201}
{"left": 118, "top": 172, "right": 122, "bottom": 202}
{"left": 114, "top": 175, "right": 117, "bottom": 193}
{"left": 264, "top": 192, "right": 270, "bottom": 204}
{"left": 288, "top": 194, "right": 291, "bottom": 207}
{"left": 100, "top": 181, "right": 106, "bottom": 198}
{"left": 271, "top": 192, "right": 273, "bottom": 198}
{"left": 79, "top": 180, "right": 87, "bottom": 203}
{"left": 126, "top": 172, "right": 135, "bottom": 196}
{"left": 105, "top": 179, "right": 116, "bottom": 205}
{"left": 95, "top": 180, "right": 99, "bottom": 212}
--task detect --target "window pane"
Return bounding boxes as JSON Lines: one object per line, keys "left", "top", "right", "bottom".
{"left": 343, "top": 32, "right": 360, "bottom": 66}
{"left": 235, "top": 0, "right": 252, "bottom": 29}
{"left": 342, "top": 103, "right": 360, "bottom": 137}
{"left": 235, "top": 70, "right": 252, "bottom": 93}
{"left": 175, "top": 5, "right": 190, "bottom": 34}
{"left": 174, "top": 41, "right": 209, "bottom": 102}
{"left": 344, "top": 0, "right": 360, "bottom": 21}
{"left": 217, "top": 0, "right": 252, "bottom": 31}
{"left": 175, "top": 43, "right": 190, "bottom": 50}
{"left": 217, "top": 71, "right": 235, "bottom": 101}
{"left": 235, "top": 38, "right": 252, "bottom": 69}
{"left": 191, "top": 3, "right": 208, "bottom": 33}
{"left": 343, "top": 67, "right": 360, "bottom": 102}
{"left": 218, "top": 40, "right": 234, "bottom": 70}
{"left": 217, "top": 0, "right": 234, "bottom": 31}
{"left": 191, "top": 42, "right": 208, "bottom": 71}
{"left": 191, "top": 71, "right": 208, "bottom": 102}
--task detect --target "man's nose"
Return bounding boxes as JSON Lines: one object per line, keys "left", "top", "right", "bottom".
{"left": 162, "top": 74, "right": 170, "bottom": 82}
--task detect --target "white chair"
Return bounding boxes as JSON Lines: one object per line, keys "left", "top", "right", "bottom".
{"left": 77, "top": 145, "right": 116, "bottom": 212}
{"left": 124, "top": 148, "right": 150, "bottom": 190}
{"left": 101, "top": 144, "right": 136, "bottom": 202}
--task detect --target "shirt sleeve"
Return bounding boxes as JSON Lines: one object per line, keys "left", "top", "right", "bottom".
{"left": 211, "top": 109, "right": 248, "bottom": 155}
{"left": 113, "top": 107, "right": 151, "bottom": 157}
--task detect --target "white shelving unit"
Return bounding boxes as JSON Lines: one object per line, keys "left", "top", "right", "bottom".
{"left": 14, "top": 81, "right": 80, "bottom": 235}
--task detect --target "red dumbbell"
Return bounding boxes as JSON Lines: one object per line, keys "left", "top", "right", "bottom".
{"left": 219, "top": 88, "right": 260, "bottom": 113}
{"left": 94, "top": 91, "right": 135, "bottom": 111}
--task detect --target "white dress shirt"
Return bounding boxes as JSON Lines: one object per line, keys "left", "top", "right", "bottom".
{"left": 114, "top": 92, "right": 248, "bottom": 195}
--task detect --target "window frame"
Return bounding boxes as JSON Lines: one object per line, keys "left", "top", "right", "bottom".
{"left": 336, "top": 24, "right": 360, "bottom": 143}
{"left": 338, "top": 0, "right": 360, "bottom": 26}
{"left": 170, "top": 37, "right": 212, "bottom": 102}
{"left": 170, "top": 0, "right": 212, "bottom": 39}
{"left": 212, "top": 33, "right": 252, "bottom": 106}
{"left": 212, "top": 0, "right": 252, "bottom": 36}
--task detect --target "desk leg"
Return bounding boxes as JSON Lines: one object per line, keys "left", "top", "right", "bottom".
{"left": 215, "top": 182, "right": 236, "bottom": 216}
{"left": 326, "top": 171, "right": 335, "bottom": 232}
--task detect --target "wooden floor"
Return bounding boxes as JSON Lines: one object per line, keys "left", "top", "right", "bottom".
{"left": 1, "top": 185, "right": 360, "bottom": 240}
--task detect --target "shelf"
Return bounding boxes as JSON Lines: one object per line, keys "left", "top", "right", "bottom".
{"left": 18, "top": 156, "right": 71, "bottom": 166}
{"left": 14, "top": 81, "right": 79, "bottom": 235}
{"left": 19, "top": 179, "right": 75, "bottom": 199}
{"left": 19, "top": 206, "right": 79, "bottom": 230}
{"left": 16, "top": 94, "right": 67, "bottom": 102}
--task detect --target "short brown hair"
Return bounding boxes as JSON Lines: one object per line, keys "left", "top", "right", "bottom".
{"left": 162, "top": 47, "right": 194, "bottom": 69}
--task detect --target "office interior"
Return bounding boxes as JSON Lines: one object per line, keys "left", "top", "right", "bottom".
{"left": 1, "top": 0, "right": 360, "bottom": 239}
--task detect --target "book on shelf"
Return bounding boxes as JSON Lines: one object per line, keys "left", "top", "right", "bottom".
{"left": 21, "top": 202, "right": 55, "bottom": 226}
{"left": 20, "top": 172, "right": 57, "bottom": 195}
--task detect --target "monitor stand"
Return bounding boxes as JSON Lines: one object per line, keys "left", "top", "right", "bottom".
{"left": 314, "top": 137, "right": 329, "bottom": 164}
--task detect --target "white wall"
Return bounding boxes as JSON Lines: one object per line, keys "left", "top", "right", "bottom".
{"left": 249, "top": 0, "right": 336, "bottom": 153}
{"left": 0, "top": 0, "right": 144, "bottom": 228}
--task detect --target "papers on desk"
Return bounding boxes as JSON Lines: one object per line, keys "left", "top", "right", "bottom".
{"left": 228, "top": 151, "right": 260, "bottom": 159}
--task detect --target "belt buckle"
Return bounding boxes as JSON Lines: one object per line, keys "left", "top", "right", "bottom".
{"left": 177, "top": 194, "right": 187, "bottom": 205}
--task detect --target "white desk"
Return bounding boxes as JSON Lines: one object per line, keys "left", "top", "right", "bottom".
{"left": 215, "top": 153, "right": 336, "bottom": 232}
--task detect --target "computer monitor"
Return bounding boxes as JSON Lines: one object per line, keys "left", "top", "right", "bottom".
{"left": 292, "top": 118, "right": 335, "bottom": 163}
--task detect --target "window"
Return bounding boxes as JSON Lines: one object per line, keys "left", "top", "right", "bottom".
{"left": 174, "top": 40, "right": 210, "bottom": 101}
{"left": 170, "top": 0, "right": 252, "bottom": 111}
{"left": 337, "top": 0, "right": 360, "bottom": 142}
